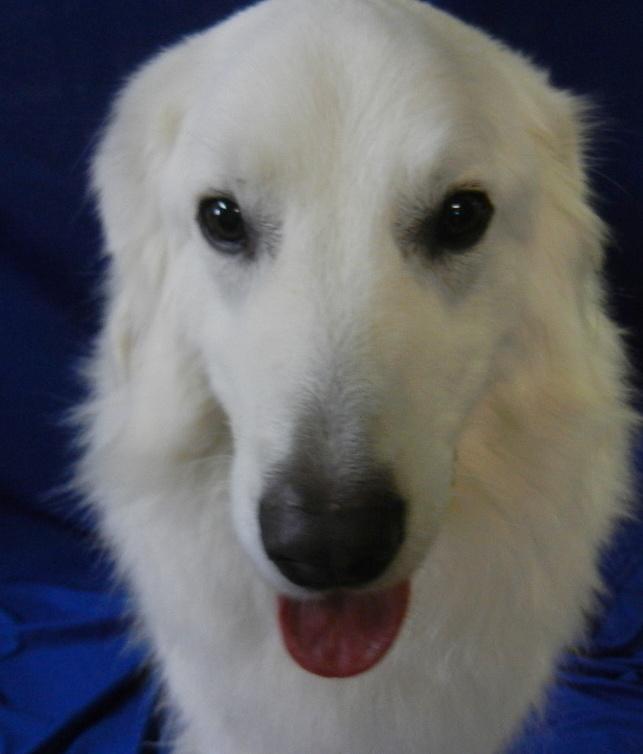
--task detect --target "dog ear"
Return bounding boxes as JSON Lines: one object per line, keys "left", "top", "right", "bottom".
{"left": 529, "top": 84, "right": 595, "bottom": 193}
{"left": 501, "top": 69, "right": 635, "bottom": 434}
{"left": 91, "top": 37, "right": 202, "bottom": 377}
{"left": 92, "top": 38, "right": 199, "bottom": 262}
{"left": 89, "top": 36, "right": 224, "bottom": 465}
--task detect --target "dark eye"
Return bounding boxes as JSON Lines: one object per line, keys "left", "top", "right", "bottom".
{"left": 197, "top": 196, "right": 248, "bottom": 252}
{"left": 432, "top": 190, "right": 494, "bottom": 252}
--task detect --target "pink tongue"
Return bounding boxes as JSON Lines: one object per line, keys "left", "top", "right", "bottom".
{"left": 278, "top": 581, "right": 410, "bottom": 678}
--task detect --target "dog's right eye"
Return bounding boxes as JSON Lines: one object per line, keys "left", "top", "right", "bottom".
{"left": 197, "top": 196, "right": 248, "bottom": 253}
{"left": 431, "top": 190, "right": 494, "bottom": 253}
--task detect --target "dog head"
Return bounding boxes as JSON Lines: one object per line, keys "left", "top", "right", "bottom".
{"left": 91, "top": 0, "right": 601, "bottom": 606}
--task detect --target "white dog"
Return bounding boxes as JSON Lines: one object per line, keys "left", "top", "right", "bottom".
{"left": 81, "top": 1, "right": 636, "bottom": 752}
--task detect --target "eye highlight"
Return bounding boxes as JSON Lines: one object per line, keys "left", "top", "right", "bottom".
{"left": 197, "top": 196, "right": 248, "bottom": 253}
{"left": 431, "top": 190, "right": 494, "bottom": 252}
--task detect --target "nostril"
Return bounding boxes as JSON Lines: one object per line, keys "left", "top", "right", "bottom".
{"left": 259, "top": 477, "right": 406, "bottom": 590}
{"left": 260, "top": 504, "right": 327, "bottom": 568}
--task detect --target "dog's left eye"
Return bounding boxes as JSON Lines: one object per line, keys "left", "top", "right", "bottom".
{"left": 197, "top": 196, "right": 248, "bottom": 253}
{"left": 432, "top": 190, "right": 494, "bottom": 252}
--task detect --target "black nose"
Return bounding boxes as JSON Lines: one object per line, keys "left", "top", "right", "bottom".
{"left": 259, "top": 471, "right": 406, "bottom": 590}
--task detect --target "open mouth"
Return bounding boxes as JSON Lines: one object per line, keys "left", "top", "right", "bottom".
{"left": 278, "top": 580, "right": 410, "bottom": 678}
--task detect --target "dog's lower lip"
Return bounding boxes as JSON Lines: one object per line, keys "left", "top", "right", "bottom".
{"left": 277, "top": 581, "right": 410, "bottom": 678}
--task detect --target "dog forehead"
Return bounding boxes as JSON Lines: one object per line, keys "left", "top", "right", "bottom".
{"left": 181, "top": 0, "right": 513, "bottom": 196}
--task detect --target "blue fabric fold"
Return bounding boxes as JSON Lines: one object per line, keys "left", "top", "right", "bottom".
{"left": 0, "top": 509, "right": 159, "bottom": 754}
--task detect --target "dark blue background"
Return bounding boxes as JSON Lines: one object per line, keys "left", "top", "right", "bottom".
{"left": 1, "top": 2, "right": 642, "bottom": 752}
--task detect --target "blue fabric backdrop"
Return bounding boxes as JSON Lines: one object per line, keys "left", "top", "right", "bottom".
{"left": 1, "top": 2, "right": 641, "bottom": 752}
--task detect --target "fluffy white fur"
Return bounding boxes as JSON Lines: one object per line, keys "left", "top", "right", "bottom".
{"left": 81, "top": 1, "right": 637, "bottom": 752}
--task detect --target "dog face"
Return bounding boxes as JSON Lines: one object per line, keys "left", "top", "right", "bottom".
{"left": 93, "top": 0, "right": 586, "bottom": 597}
